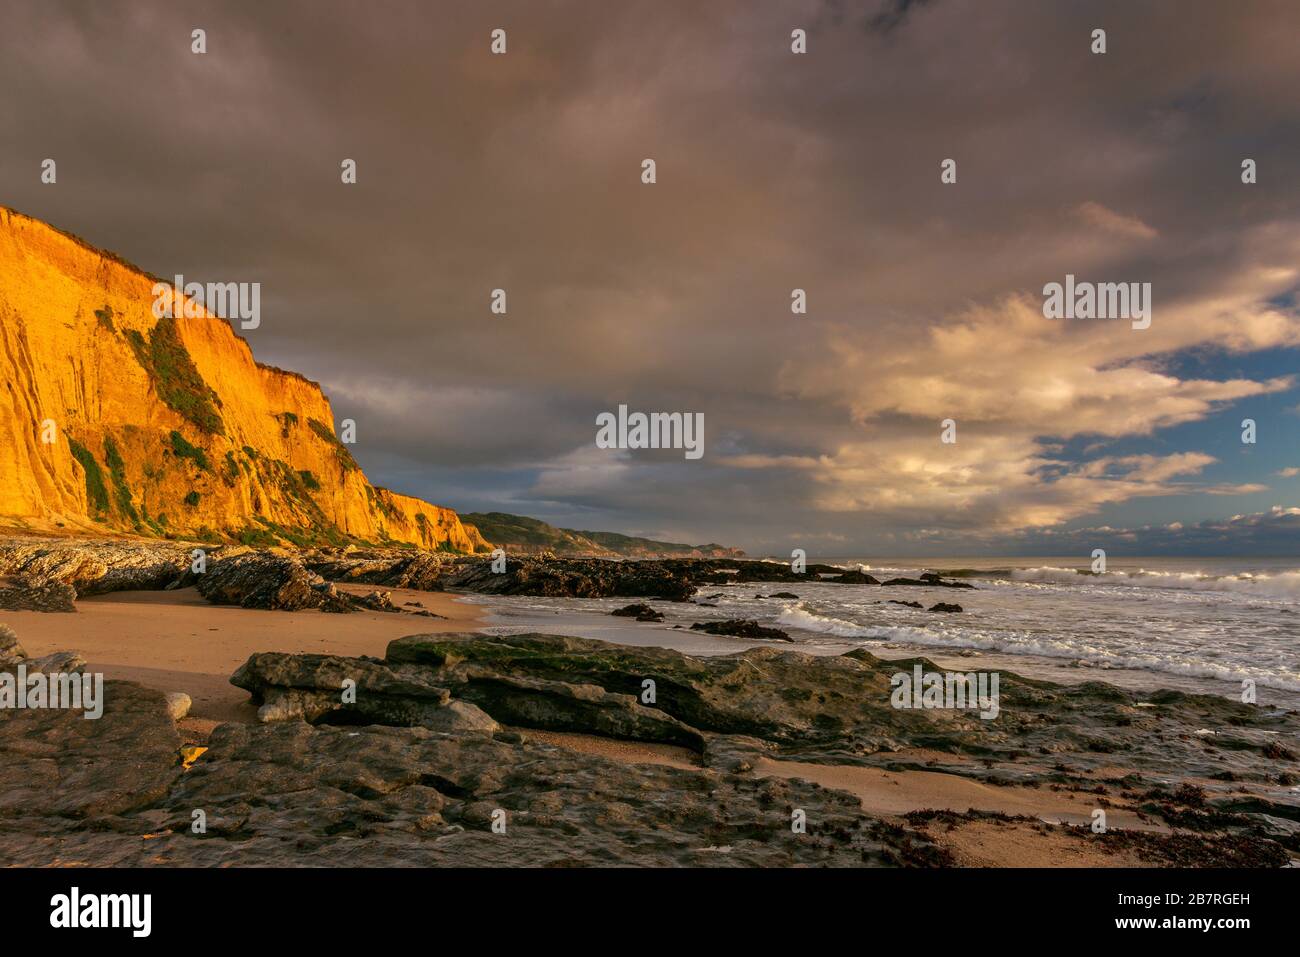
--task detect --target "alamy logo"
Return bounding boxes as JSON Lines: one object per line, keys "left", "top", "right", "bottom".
{"left": 0, "top": 666, "right": 103, "bottom": 719}
{"left": 595, "top": 404, "right": 704, "bottom": 460}
{"left": 50, "top": 887, "right": 151, "bottom": 937}
{"left": 890, "top": 664, "right": 1000, "bottom": 719}
{"left": 1042, "top": 274, "right": 1151, "bottom": 330}
{"left": 152, "top": 274, "right": 260, "bottom": 329}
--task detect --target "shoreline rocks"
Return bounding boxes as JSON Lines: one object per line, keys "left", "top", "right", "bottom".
{"left": 690, "top": 619, "right": 792, "bottom": 641}
{"left": 0, "top": 539, "right": 983, "bottom": 610}
{"left": 2, "top": 622, "right": 1297, "bottom": 867}
{"left": 610, "top": 602, "right": 665, "bottom": 622}
{"left": 0, "top": 576, "right": 78, "bottom": 612}
{"left": 881, "top": 574, "right": 975, "bottom": 590}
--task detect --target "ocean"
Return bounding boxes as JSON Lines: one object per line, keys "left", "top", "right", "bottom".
{"left": 466, "top": 556, "right": 1300, "bottom": 708}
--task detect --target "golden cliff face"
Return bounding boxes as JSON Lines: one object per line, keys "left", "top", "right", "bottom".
{"left": 0, "top": 206, "right": 490, "bottom": 552}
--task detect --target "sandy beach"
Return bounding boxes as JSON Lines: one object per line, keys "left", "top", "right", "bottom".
{"left": 6, "top": 585, "right": 484, "bottom": 723}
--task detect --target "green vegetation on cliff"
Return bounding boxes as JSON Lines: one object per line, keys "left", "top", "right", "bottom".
{"left": 67, "top": 437, "right": 110, "bottom": 516}
{"left": 169, "top": 430, "right": 211, "bottom": 471}
{"left": 308, "top": 418, "right": 358, "bottom": 472}
{"left": 125, "top": 315, "right": 225, "bottom": 435}
{"left": 103, "top": 435, "right": 139, "bottom": 524}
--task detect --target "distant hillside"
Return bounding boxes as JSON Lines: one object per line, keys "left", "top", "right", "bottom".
{"left": 458, "top": 513, "right": 604, "bottom": 554}
{"left": 574, "top": 530, "right": 745, "bottom": 559}
{"left": 461, "top": 512, "right": 745, "bottom": 558}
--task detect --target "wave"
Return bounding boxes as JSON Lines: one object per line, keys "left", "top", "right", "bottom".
{"left": 775, "top": 605, "right": 1300, "bottom": 692}
{"left": 1001, "top": 566, "right": 1300, "bottom": 600}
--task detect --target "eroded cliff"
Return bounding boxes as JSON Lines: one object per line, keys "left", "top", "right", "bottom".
{"left": 0, "top": 206, "right": 489, "bottom": 552}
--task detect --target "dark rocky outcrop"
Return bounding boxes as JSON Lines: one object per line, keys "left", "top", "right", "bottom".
{"left": 829, "top": 571, "right": 880, "bottom": 585}
{"left": 442, "top": 557, "right": 700, "bottom": 601}
{"left": 690, "top": 619, "right": 792, "bottom": 642}
{"left": 229, "top": 651, "right": 497, "bottom": 730}
{"left": 0, "top": 538, "right": 195, "bottom": 596}
{"left": 0, "top": 541, "right": 982, "bottom": 608}
{"left": 382, "top": 633, "right": 1300, "bottom": 793}
{"left": 882, "top": 573, "right": 975, "bottom": 590}
{"left": 300, "top": 549, "right": 450, "bottom": 591}
{"left": 928, "top": 602, "right": 963, "bottom": 613}
{"left": 196, "top": 552, "right": 356, "bottom": 612}
{"left": 389, "top": 633, "right": 940, "bottom": 751}
{"left": 194, "top": 553, "right": 441, "bottom": 616}
{"left": 349, "top": 590, "right": 402, "bottom": 613}
{"left": 610, "top": 603, "right": 664, "bottom": 622}
{"left": 889, "top": 600, "right": 923, "bottom": 609}
{"left": 0, "top": 575, "right": 77, "bottom": 612}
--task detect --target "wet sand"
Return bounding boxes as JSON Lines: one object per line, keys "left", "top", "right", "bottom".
{"left": 751, "top": 756, "right": 1160, "bottom": 830}
{"left": 517, "top": 728, "right": 702, "bottom": 770}
{"left": 507, "top": 738, "right": 1165, "bottom": 866}
{"left": 7, "top": 586, "right": 483, "bottom": 722}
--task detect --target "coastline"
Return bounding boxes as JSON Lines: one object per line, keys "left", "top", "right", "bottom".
{"left": 3, "top": 542, "right": 1298, "bottom": 869}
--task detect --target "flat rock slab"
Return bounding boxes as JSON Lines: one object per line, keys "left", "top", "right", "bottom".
{"left": 0, "top": 679, "right": 181, "bottom": 822}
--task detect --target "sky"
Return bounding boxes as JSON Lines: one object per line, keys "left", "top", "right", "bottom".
{"left": 2, "top": 0, "right": 1298, "bottom": 556}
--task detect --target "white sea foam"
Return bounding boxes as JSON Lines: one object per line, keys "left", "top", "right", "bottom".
{"left": 478, "top": 558, "right": 1300, "bottom": 702}
{"left": 1005, "top": 565, "right": 1300, "bottom": 600}
{"left": 774, "top": 604, "right": 1300, "bottom": 693}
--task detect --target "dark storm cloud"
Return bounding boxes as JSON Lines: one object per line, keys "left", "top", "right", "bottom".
{"left": 2, "top": 0, "right": 1298, "bottom": 554}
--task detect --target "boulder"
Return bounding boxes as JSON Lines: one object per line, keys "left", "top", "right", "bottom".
{"left": 350, "top": 590, "right": 401, "bottom": 613}
{"left": 165, "top": 692, "right": 192, "bottom": 721}
{"left": 829, "top": 571, "right": 880, "bottom": 585}
{"left": 882, "top": 576, "right": 975, "bottom": 589}
{"left": 690, "top": 619, "right": 792, "bottom": 641}
{"left": 610, "top": 603, "right": 664, "bottom": 622}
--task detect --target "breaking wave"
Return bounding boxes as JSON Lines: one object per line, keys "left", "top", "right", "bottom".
{"left": 775, "top": 604, "right": 1300, "bottom": 692}
{"left": 1003, "top": 566, "right": 1300, "bottom": 600}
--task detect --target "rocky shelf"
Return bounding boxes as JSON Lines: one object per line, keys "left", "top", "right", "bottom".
{"left": 3, "top": 626, "right": 1297, "bottom": 867}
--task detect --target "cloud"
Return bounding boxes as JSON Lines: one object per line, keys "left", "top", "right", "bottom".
{"left": 1074, "top": 201, "right": 1158, "bottom": 241}
{"left": 1020, "top": 506, "right": 1300, "bottom": 556}
{"left": 2, "top": 0, "right": 1298, "bottom": 553}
